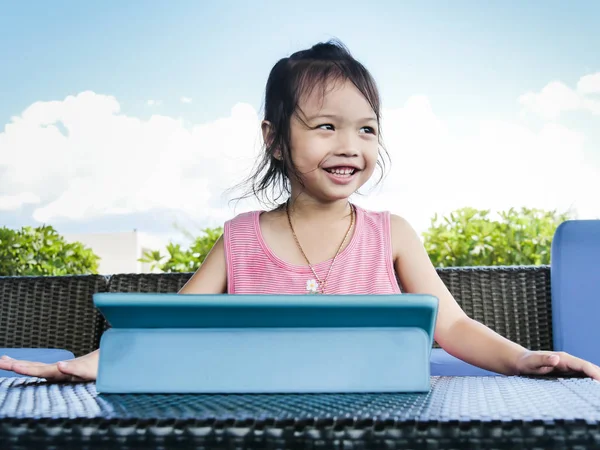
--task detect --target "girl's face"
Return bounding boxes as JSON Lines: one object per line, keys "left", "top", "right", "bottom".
{"left": 286, "top": 80, "right": 379, "bottom": 203}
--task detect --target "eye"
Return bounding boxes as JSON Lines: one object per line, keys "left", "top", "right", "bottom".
{"left": 360, "top": 126, "right": 376, "bottom": 135}
{"left": 316, "top": 124, "right": 335, "bottom": 131}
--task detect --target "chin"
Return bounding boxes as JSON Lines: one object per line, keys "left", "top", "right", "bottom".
{"left": 318, "top": 186, "right": 360, "bottom": 203}
{"left": 301, "top": 172, "right": 370, "bottom": 203}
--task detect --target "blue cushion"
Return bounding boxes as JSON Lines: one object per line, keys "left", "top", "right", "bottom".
{"left": 551, "top": 220, "right": 600, "bottom": 366}
{"left": 0, "top": 348, "right": 74, "bottom": 378}
{"left": 430, "top": 348, "right": 501, "bottom": 376}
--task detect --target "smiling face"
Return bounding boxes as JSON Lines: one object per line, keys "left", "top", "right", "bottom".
{"left": 283, "top": 79, "right": 380, "bottom": 204}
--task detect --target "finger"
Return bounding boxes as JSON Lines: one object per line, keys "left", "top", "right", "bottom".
{"left": 527, "top": 353, "right": 560, "bottom": 370}
{"left": 582, "top": 363, "right": 600, "bottom": 381}
{"left": 12, "top": 363, "right": 71, "bottom": 381}
{"left": 11, "top": 362, "right": 89, "bottom": 383}
{"left": 0, "top": 359, "right": 15, "bottom": 369}
{"left": 66, "top": 375, "right": 88, "bottom": 383}
{"left": 0, "top": 357, "right": 36, "bottom": 366}
{"left": 0, "top": 359, "right": 40, "bottom": 371}
{"left": 56, "top": 361, "right": 96, "bottom": 382}
{"left": 531, "top": 365, "right": 556, "bottom": 375}
{"left": 560, "top": 354, "right": 600, "bottom": 381}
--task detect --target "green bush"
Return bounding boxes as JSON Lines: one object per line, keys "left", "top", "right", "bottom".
{"left": 0, "top": 225, "right": 100, "bottom": 276}
{"left": 138, "top": 206, "right": 570, "bottom": 273}
{"left": 139, "top": 227, "right": 223, "bottom": 273}
{"left": 422, "top": 207, "right": 570, "bottom": 267}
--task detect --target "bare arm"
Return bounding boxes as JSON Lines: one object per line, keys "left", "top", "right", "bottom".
{"left": 178, "top": 235, "right": 227, "bottom": 294}
{"left": 390, "top": 214, "right": 526, "bottom": 375}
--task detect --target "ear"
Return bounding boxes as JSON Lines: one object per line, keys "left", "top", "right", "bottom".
{"left": 261, "top": 120, "right": 282, "bottom": 160}
{"left": 261, "top": 120, "right": 273, "bottom": 146}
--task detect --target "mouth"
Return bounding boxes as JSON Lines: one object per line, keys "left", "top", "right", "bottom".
{"left": 323, "top": 166, "right": 359, "bottom": 176}
{"left": 322, "top": 166, "right": 360, "bottom": 184}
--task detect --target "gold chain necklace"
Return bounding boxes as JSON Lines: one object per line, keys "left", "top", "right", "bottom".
{"left": 286, "top": 202, "right": 355, "bottom": 294}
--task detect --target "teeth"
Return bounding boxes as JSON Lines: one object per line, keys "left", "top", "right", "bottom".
{"left": 326, "top": 168, "right": 355, "bottom": 175}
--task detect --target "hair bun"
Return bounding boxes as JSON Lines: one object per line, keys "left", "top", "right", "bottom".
{"left": 291, "top": 40, "right": 351, "bottom": 61}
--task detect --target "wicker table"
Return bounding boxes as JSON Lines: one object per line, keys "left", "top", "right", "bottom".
{"left": 1, "top": 376, "right": 600, "bottom": 449}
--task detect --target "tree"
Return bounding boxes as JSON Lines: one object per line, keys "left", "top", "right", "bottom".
{"left": 0, "top": 225, "right": 100, "bottom": 276}
{"left": 422, "top": 207, "right": 571, "bottom": 267}
{"left": 139, "top": 226, "right": 223, "bottom": 273}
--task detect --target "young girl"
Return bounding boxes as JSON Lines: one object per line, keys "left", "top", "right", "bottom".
{"left": 2, "top": 40, "right": 599, "bottom": 382}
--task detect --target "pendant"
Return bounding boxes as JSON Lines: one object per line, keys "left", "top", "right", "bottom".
{"left": 306, "top": 279, "right": 320, "bottom": 294}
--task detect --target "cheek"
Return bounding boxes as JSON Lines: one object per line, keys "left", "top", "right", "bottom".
{"left": 290, "top": 137, "right": 326, "bottom": 170}
{"left": 364, "top": 142, "right": 380, "bottom": 166}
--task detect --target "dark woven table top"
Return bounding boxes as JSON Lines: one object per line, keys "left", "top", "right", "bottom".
{"left": 1, "top": 376, "right": 600, "bottom": 449}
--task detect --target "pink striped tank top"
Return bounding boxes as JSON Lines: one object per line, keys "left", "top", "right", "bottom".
{"left": 223, "top": 205, "right": 401, "bottom": 295}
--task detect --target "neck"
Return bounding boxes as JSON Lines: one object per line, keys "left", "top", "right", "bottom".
{"left": 286, "top": 195, "right": 352, "bottom": 224}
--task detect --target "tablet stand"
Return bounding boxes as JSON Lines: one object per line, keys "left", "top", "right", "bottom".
{"left": 94, "top": 294, "right": 438, "bottom": 394}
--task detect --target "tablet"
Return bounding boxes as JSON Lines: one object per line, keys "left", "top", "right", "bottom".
{"left": 93, "top": 293, "right": 439, "bottom": 348}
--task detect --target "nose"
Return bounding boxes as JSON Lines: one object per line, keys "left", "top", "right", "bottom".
{"left": 334, "top": 130, "right": 360, "bottom": 157}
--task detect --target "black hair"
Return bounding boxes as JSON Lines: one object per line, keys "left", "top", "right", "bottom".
{"left": 232, "top": 39, "right": 389, "bottom": 208}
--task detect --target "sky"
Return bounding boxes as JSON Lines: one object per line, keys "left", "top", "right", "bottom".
{"left": 1, "top": 0, "right": 599, "bottom": 252}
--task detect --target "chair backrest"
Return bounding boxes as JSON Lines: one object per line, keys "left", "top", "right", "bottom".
{"left": 113, "top": 269, "right": 553, "bottom": 351}
{"left": 437, "top": 266, "right": 553, "bottom": 351}
{"left": 0, "top": 267, "right": 554, "bottom": 356}
{"left": 551, "top": 220, "right": 600, "bottom": 365}
{"left": 0, "top": 275, "right": 108, "bottom": 357}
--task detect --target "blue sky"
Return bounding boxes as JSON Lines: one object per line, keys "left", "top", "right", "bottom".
{"left": 2, "top": 1, "right": 599, "bottom": 124}
{"left": 1, "top": 1, "right": 600, "bottom": 261}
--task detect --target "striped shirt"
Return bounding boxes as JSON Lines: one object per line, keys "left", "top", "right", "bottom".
{"left": 223, "top": 205, "right": 401, "bottom": 295}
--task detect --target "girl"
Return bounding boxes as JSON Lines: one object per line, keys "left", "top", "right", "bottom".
{"left": 2, "top": 40, "right": 599, "bottom": 382}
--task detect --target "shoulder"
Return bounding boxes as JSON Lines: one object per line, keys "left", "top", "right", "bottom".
{"left": 353, "top": 205, "right": 390, "bottom": 225}
{"left": 223, "top": 211, "right": 263, "bottom": 245}
{"left": 389, "top": 213, "right": 415, "bottom": 233}
{"left": 353, "top": 205, "right": 421, "bottom": 259}
{"left": 354, "top": 206, "right": 414, "bottom": 231}
{"left": 389, "top": 213, "right": 424, "bottom": 259}
{"left": 354, "top": 205, "right": 411, "bottom": 230}
{"left": 225, "top": 210, "right": 261, "bottom": 228}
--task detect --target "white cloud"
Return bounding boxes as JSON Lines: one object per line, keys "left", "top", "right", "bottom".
{"left": 146, "top": 100, "right": 162, "bottom": 106}
{"left": 355, "top": 96, "right": 600, "bottom": 234}
{"left": 519, "top": 73, "right": 600, "bottom": 120}
{"left": 180, "top": 97, "right": 192, "bottom": 104}
{"left": 0, "top": 91, "right": 261, "bottom": 225}
{"left": 0, "top": 192, "right": 40, "bottom": 211}
{"left": 1, "top": 87, "right": 599, "bottom": 239}
{"left": 577, "top": 73, "right": 600, "bottom": 94}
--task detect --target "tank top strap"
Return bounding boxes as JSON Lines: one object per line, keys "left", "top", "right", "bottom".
{"left": 223, "top": 210, "right": 263, "bottom": 294}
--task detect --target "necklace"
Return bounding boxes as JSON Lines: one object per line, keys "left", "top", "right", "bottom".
{"left": 286, "top": 202, "right": 355, "bottom": 294}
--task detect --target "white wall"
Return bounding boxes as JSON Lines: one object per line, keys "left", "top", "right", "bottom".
{"left": 63, "top": 230, "right": 165, "bottom": 275}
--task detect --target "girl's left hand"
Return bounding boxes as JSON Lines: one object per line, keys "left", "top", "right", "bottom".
{"left": 516, "top": 351, "right": 600, "bottom": 381}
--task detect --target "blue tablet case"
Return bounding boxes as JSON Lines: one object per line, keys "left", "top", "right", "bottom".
{"left": 93, "top": 293, "right": 438, "bottom": 394}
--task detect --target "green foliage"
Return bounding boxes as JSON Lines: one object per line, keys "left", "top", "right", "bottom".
{"left": 422, "top": 207, "right": 571, "bottom": 267}
{"left": 139, "top": 227, "right": 223, "bottom": 273}
{"left": 0, "top": 225, "right": 100, "bottom": 276}
{"left": 139, "top": 207, "right": 570, "bottom": 273}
